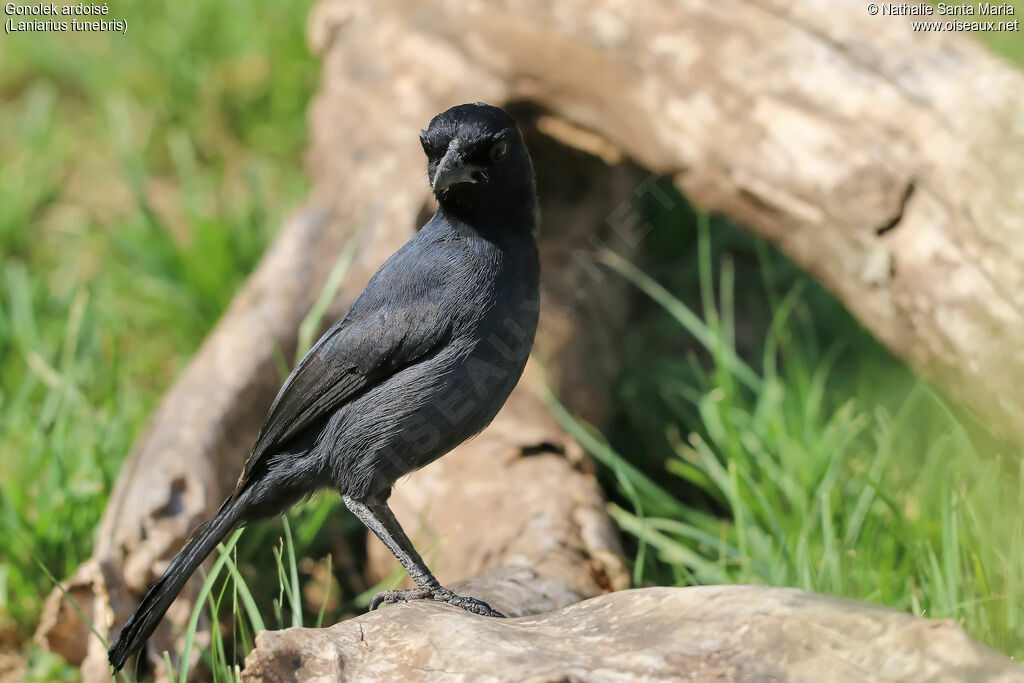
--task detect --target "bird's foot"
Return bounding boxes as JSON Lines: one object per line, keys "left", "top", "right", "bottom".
{"left": 369, "top": 586, "right": 505, "bottom": 617}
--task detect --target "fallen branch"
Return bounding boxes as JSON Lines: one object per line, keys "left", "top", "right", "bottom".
{"left": 241, "top": 585, "right": 1024, "bottom": 682}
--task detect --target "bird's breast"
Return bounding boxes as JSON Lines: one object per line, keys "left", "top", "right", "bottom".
{"left": 431, "top": 235, "right": 539, "bottom": 414}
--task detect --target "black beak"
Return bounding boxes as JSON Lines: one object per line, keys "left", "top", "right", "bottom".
{"left": 432, "top": 144, "right": 483, "bottom": 193}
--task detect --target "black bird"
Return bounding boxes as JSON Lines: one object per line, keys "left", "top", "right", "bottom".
{"left": 108, "top": 102, "right": 540, "bottom": 672}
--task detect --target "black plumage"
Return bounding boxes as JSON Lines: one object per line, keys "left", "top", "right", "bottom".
{"left": 108, "top": 102, "right": 540, "bottom": 673}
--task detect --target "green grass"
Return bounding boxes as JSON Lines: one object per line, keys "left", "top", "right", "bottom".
{"left": 554, "top": 202, "right": 1024, "bottom": 658}
{"left": 0, "top": 0, "right": 320, "bottom": 674}
{"left": 2, "top": 1, "right": 1023, "bottom": 679}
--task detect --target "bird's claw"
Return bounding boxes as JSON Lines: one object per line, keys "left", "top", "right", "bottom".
{"left": 442, "top": 591, "right": 505, "bottom": 617}
{"left": 369, "top": 586, "right": 505, "bottom": 617}
{"left": 368, "top": 587, "right": 432, "bottom": 611}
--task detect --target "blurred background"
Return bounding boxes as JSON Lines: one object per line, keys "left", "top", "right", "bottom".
{"left": 1, "top": 1, "right": 1022, "bottom": 679}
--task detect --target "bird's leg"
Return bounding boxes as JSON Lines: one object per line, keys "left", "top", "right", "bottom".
{"left": 342, "top": 495, "right": 504, "bottom": 617}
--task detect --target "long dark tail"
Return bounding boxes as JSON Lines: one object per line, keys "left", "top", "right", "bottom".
{"left": 108, "top": 495, "right": 246, "bottom": 673}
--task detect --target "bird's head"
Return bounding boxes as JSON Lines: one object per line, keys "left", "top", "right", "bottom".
{"left": 420, "top": 103, "right": 536, "bottom": 220}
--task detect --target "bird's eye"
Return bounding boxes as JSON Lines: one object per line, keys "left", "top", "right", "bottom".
{"left": 489, "top": 140, "right": 508, "bottom": 162}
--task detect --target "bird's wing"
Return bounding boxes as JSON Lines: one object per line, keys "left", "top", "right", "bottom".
{"left": 234, "top": 283, "right": 449, "bottom": 492}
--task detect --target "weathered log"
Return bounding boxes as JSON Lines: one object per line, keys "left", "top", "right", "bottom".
{"left": 315, "top": 0, "right": 1024, "bottom": 444}
{"left": 241, "top": 585, "right": 1024, "bottom": 682}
